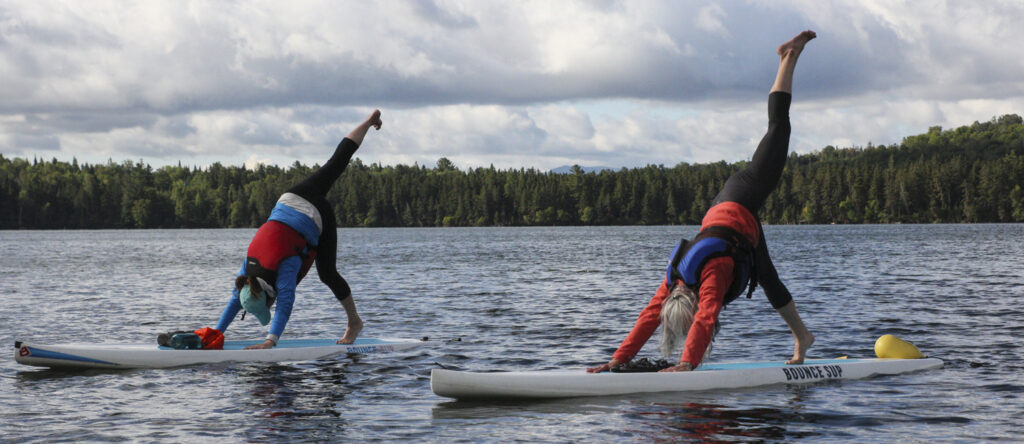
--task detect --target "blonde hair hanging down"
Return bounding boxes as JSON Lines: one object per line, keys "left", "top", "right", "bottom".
{"left": 659, "top": 283, "right": 718, "bottom": 363}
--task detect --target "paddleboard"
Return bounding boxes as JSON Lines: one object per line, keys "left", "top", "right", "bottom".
{"left": 430, "top": 357, "right": 944, "bottom": 400}
{"left": 14, "top": 337, "right": 423, "bottom": 369}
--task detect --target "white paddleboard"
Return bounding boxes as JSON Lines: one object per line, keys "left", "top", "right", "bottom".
{"left": 431, "top": 358, "right": 944, "bottom": 400}
{"left": 14, "top": 337, "right": 423, "bottom": 369}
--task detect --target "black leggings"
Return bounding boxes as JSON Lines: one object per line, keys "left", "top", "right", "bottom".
{"left": 286, "top": 138, "right": 358, "bottom": 302}
{"left": 713, "top": 92, "right": 793, "bottom": 309}
{"left": 712, "top": 92, "right": 792, "bottom": 212}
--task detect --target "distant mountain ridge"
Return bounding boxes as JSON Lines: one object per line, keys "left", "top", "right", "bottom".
{"left": 550, "top": 165, "right": 612, "bottom": 174}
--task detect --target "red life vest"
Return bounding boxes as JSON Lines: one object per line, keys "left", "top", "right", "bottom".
{"left": 245, "top": 221, "right": 317, "bottom": 293}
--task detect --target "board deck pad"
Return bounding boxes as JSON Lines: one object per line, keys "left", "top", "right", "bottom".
{"left": 14, "top": 337, "right": 423, "bottom": 369}
{"left": 430, "top": 358, "right": 944, "bottom": 400}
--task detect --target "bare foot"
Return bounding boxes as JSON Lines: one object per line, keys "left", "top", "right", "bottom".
{"left": 786, "top": 332, "right": 815, "bottom": 365}
{"left": 777, "top": 30, "right": 817, "bottom": 57}
{"left": 337, "top": 318, "right": 364, "bottom": 344}
{"left": 366, "top": 109, "right": 382, "bottom": 130}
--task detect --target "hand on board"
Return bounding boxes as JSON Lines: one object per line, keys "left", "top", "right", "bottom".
{"left": 244, "top": 339, "right": 276, "bottom": 350}
{"left": 658, "top": 362, "right": 694, "bottom": 372}
{"left": 586, "top": 358, "right": 622, "bottom": 373}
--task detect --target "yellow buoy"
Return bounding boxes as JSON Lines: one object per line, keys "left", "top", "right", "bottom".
{"left": 874, "top": 334, "right": 924, "bottom": 359}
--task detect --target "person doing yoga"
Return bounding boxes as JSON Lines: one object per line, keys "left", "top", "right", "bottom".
{"left": 588, "top": 31, "right": 817, "bottom": 373}
{"left": 210, "top": 110, "right": 383, "bottom": 350}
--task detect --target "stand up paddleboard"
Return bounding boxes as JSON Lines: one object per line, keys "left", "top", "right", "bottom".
{"left": 14, "top": 338, "right": 423, "bottom": 369}
{"left": 430, "top": 357, "right": 943, "bottom": 400}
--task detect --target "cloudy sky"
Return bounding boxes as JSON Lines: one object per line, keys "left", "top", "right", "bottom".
{"left": 2, "top": 0, "right": 1023, "bottom": 171}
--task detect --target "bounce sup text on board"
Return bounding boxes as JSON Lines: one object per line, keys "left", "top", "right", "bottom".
{"left": 781, "top": 364, "right": 842, "bottom": 381}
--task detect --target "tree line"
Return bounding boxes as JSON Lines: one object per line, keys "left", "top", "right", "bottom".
{"left": 2, "top": 114, "right": 1023, "bottom": 229}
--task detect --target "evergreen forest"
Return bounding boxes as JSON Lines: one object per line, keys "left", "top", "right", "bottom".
{"left": 2, "top": 114, "right": 1023, "bottom": 229}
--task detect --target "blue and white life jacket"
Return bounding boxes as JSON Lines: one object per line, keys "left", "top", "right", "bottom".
{"left": 666, "top": 226, "right": 758, "bottom": 306}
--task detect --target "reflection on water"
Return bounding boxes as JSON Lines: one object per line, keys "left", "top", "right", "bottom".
{"left": 632, "top": 402, "right": 799, "bottom": 442}
{"left": 237, "top": 362, "right": 354, "bottom": 441}
{"left": 430, "top": 382, "right": 828, "bottom": 441}
{"left": 1, "top": 225, "right": 1022, "bottom": 441}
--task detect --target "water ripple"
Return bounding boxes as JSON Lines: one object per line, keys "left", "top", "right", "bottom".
{"left": 1, "top": 225, "right": 1022, "bottom": 441}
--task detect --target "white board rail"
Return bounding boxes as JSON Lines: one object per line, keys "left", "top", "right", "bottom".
{"left": 14, "top": 338, "right": 423, "bottom": 369}
{"left": 430, "top": 358, "right": 944, "bottom": 400}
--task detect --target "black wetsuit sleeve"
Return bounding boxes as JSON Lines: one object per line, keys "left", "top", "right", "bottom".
{"left": 755, "top": 227, "right": 793, "bottom": 309}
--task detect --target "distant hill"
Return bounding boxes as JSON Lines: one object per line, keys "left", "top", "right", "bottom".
{"left": 550, "top": 165, "right": 612, "bottom": 174}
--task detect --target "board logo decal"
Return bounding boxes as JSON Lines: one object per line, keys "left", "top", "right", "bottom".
{"left": 346, "top": 345, "right": 396, "bottom": 353}
{"left": 781, "top": 364, "right": 842, "bottom": 381}
{"left": 19, "top": 346, "right": 30, "bottom": 357}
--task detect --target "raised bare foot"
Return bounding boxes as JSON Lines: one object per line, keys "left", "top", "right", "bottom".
{"left": 786, "top": 332, "right": 815, "bottom": 365}
{"left": 777, "top": 30, "right": 817, "bottom": 57}
{"left": 366, "top": 109, "right": 382, "bottom": 130}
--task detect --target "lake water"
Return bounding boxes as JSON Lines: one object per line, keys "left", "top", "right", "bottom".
{"left": 1, "top": 225, "right": 1022, "bottom": 442}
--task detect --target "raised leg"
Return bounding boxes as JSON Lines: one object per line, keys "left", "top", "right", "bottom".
{"left": 771, "top": 30, "right": 816, "bottom": 94}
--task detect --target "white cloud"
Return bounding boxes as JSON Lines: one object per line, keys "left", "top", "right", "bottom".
{"left": 244, "top": 153, "right": 273, "bottom": 170}
{"left": 1, "top": 0, "right": 1023, "bottom": 170}
{"left": 695, "top": 4, "right": 729, "bottom": 37}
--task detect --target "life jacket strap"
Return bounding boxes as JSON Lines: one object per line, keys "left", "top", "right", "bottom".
{"left": 666, "top": 225, "right": 759, "bottom": 302}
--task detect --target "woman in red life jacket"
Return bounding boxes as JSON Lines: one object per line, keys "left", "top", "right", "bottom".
{"left": 588, "top": 31, "right": 817, "bottom": 373}
{"left": 213, "top": 110, "right": 382, "bottom": 350}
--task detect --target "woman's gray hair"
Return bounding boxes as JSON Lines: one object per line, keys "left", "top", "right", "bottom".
{"left": 659, "top": 284, "right": 717, "bottom": 362}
